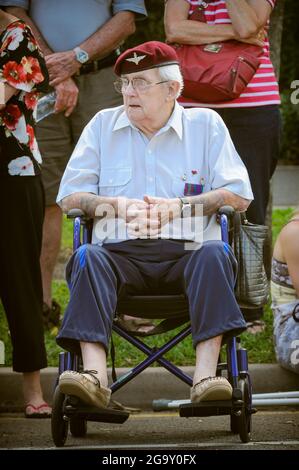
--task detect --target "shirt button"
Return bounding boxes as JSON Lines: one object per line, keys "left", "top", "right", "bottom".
{"left": 148, "top": 149, "right": 152, "bottom": 154}
{"left": 108, "top": 179, "right": 113, "bottom": 183}
{"left": 148, "top": 177, "right": 153, "bottom": 182}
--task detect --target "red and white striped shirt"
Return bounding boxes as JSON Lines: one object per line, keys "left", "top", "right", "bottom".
{"left": 179, "top": 0, "right": 280, "bottom": 108}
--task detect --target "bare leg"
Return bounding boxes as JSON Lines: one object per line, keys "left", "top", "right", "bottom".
{"left": 193, "top": 335, "right": 222, "bottom": 385}
{"left": 40, "top": 204, "right": 63, "bottom": 307}
{"left": 23, "top": 370, "right": 46, "bottom": 406}
{"left": 80, "top": 342, "right": 108, "bottom": 388}
{"left": 59, "top": 342, "right": 110, "bottom": 408}
{"left": 191, "top": 335, "right": 232, "bottom": 403}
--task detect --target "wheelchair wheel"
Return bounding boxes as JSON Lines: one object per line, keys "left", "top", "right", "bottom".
{"left": 238, "top": 378, "right": 252, "bottom": 443}
{"left": 51, "top": 387, "right": 68, "bottom": 447}
{"left": 70, "top": 417, "right": 87, "bottom": 437}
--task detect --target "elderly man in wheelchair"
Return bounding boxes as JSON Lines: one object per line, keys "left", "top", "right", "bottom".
{"left": 55, "top": 42, "right": 253, "bottom": 417}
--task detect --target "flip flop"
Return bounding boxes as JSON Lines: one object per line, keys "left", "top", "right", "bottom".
{"left": 25, "top": 402, "right": 52, "bottom": 419}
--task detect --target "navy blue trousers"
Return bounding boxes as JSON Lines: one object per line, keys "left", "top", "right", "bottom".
{"left": 57, "top": 240, "right": 246, "bottom": 355}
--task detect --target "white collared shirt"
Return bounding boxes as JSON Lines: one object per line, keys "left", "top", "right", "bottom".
{"left": 57, "top": 102, "right": 253, "bottom": 246}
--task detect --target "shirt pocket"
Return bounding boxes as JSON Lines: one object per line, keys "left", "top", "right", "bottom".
{"left": 99, "top": 167, "right": 132, "bottom": 196}
{"left": 172, "top": 177, "right": 186, "bottom": 197}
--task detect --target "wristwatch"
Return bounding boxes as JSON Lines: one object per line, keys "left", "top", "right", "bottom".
{"left": 73, "top": 47, "right": 89, "bottom": 64}
{"left": 179, "top": 197, "right": 192, "bottom": 218}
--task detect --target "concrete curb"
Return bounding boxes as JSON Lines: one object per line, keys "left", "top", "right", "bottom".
{"left": 0, "top": 364, "right": 298, "bottom": 411}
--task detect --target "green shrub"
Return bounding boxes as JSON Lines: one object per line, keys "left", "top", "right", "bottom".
{"left": 280, "top": 92, "right": 299, "bottom": 163}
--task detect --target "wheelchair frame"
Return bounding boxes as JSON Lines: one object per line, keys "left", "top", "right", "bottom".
{"left": 51, "top": 207, "right": 255, "bottom": 446}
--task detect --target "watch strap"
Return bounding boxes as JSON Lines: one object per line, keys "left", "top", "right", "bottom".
{"left": 179, "top": 196, "right": 189, "bottom": 206}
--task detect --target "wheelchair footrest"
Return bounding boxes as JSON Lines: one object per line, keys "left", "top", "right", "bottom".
{"left": 64, "top": 402, "right": 129, "bottom": 424}
{"left": 179, "top": 400, "right": 234, "bottom": 418}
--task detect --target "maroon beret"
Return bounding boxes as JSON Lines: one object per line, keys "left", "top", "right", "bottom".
{"left": 114, "top": 41, "right": 179, "bottom": 76}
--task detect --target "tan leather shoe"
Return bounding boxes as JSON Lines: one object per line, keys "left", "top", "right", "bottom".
{"left": 59, "top": 370, "right": 111, "bottom": 409}
{"left": 191, "top": 376, "right": 232, "bottom": 403}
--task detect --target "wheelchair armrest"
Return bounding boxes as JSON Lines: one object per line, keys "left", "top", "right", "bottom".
{"left": 67, "top": 208, "right": 86, "bottom": 219}
{"left": 217, "top": 207, "right": 235, "bottom": 244}
{"left": 67, "top": 208, "right": 93, "bottom": 224}
{"left": 68, "top": 209, "right": 93, "bottom": 246}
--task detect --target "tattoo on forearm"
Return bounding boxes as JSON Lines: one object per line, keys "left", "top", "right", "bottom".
{"left": 190, "top": 189, "right": 248, "bottom": 215}
{"left": 191, "top": 191, "right": 225, "bottom": 216}
{"left": 79, "top": 195, "right": 100, "bottom": 217}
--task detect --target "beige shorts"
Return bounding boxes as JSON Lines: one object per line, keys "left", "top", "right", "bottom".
{"left": 36, "top": 66, "right": 122, "bottom": 206}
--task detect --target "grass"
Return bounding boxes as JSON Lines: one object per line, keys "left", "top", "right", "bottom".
{"left": 0, "top": 208, "right": 295, "bottom": 368}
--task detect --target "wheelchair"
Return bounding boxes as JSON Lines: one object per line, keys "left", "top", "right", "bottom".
{"left": 51, "top": 206, "right": 255, "bottom": 447}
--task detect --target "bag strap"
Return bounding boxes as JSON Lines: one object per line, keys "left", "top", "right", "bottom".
{"left": 233, "top": 212, "right": 251, "bottom": 246}
{"left": 189, "top": 1, "right": 214, "bottom": 23}
{"left": 233, "top": 211, "right": 242, "bottom": 238}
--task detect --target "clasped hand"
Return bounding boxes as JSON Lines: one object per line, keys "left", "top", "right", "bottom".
{"left": 119, "top": 195, "right": 181, "bottom": 238}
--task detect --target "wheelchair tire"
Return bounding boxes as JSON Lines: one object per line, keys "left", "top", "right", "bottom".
{"left": 70, "top": 417, "right": 87, "bottom": 437}
{"left": 51, "top": 387, "right": 68, "bottom": 447}
{"left": 238, "top": 378, "right": 252, "bottom": 443}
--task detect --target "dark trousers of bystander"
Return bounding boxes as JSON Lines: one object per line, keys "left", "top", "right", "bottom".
{"left": 0, "top": 175, "right": 47, "bottom": 372}
{"left": 214, "top": 105, "right": 282, "bottom": 322}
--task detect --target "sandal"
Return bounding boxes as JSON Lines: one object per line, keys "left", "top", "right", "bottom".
{"left": 115, "top": 314, "right": 156, "bottom": 335}
{"left": 25, "top": 402, "right": 52, "bottom": 419}
{"left": 43, "top": 299, "right": 61, "bottom": 330}
{"left": 246, "top": 320, "right": 266, "bottom": 335}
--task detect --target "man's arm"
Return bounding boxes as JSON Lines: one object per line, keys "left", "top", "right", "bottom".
{"left": 5, "top": 6, "right": 52, "bottom": 54}
{"left": 183, "top": 188, "right": 250, "bottom": 216}
{"left": 5, "top": 6, "right": 137, "bottom": 111}
{"left": 81, "top": 11, "right": 136, "bottom": 62}
{"left": 145, "top": 189, "right": 250, "bottom": 221}
{"left": 45, "top": 11, "right": 136, "bottom": 87}
{"left": 60, "top": 193, "right": 148, "bottom": 223}
{"left": 60, "top": 193, "right": 116, "bottom": 218}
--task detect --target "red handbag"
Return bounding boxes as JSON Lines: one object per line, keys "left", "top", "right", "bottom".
{"left": 173, "top": 5, "right": 263, "bottom": 102}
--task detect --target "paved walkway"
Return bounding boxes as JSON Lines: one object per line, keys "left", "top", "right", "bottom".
{"left": 1, "top": 410, "right": 299, "bottom": 450}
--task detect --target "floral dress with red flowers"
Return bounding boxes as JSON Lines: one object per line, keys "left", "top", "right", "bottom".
{"left": 0, "top": 20, "right": 49, "bottom": 176}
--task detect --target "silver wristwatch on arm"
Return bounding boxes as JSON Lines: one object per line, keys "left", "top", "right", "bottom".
{"left": 73, "top": 47, "right": 89, "bottom": 64}
{"left": 179, "top": 197, "right": 192, "bottom": 218}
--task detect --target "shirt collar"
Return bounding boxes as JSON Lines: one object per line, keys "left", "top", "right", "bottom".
{"left": 113, "top": 108, "right": 132, "bottom": 132}
{"left": 113, "top": 101, "right": 183, "bottom": 140}
{"left": 164, "top": 101, "right": 183, "bottom": 140}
